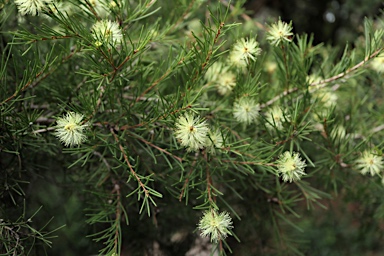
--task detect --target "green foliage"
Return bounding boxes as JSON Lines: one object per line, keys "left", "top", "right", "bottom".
{"left": 1, "top": 0, "right": 384, "bottom": 255}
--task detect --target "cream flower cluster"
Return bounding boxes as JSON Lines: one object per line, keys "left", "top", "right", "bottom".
{"left": 174, "top": 113, "right": 223, "bottom": 152}
{"left": 276, "top": 151, "right": 307, "bottom": 182}
{"left": 15, "top": 0, "right": 52, "bottom": 16}
{"left": 81, "top": 0, "right": 110, "bottom": 17}
{"left": 330, "top": 125, "right": 347, "bottom": 141}
{"left": 198, "top": 210, "right": 233, "bottom": 243}
{"left": 233, "top": 97, "right": 260, "bottom": 125}
{"left": 265, "top": 106, "right": 286, "bottom": 131}
{"left": 205, "top": 62, "right": 236, "bottom": 95}
{"left": 54, "top": 112, "right": 88, "bottom": 147}
{"left": 229, "top": 37, "right": 261, "bottom": 67}
{"left": 312, "top": 89, "right": 338, "bottom": 108}
{"left": 206, "top": 129, "right": 223, "bottom": 154}
{"left": 266, "top": 19, "right": 293, "bottom": 46}
{"left": 355, "top": 151, "right": 383, "bottom": 176}
{"left": 92, "top": 20, "right": 123, "bottom": 47}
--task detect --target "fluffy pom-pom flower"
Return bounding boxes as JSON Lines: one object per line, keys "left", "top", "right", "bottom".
{"left": 205, "top": 128, "right": 223, "bottom": 154}
{"left": 198, "top": 210, "right": 233, "bottom": 243}
{"left": 174, "top": 113, "right": 209, "bottom": 152}
{"left": 229, "top": 38, "right": 261, "bottom": 67}
{"left": 276, "top": 151, "right": 307, "bottom": 182}
{"left": 92, "top": 20, "right": 123, "bottom": 47}
{"left": 265, "top": 106, "right": 286, "bottom": 131}
{"left": 15, "top": 0, "right": 52, "bottom": 16}
{"left": 356, "top": 151, "right": 383, "bottom": 176}
{"left": 233, "top": 98, "right": 260, "bottom": 125}
{"left": 266, "top": 19, "right": 293, "bottom": 46}
{"left": 54, "top": 112, "right": 88, "bottom": 147}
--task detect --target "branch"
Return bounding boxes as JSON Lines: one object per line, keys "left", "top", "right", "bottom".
{"left": 219, "top": 0, "right": 265, "bottom": 30}
{"left": 310, "top": 47, "right": 384, "bottom": 87}
{"left": 110, "top": 128, "right": 149, "bottom": 197}
{"left": 132, "top": 133, "right": 183, "bottom": 163}
{"left": 262, "top": 47, "right": 384, "bottom": 108}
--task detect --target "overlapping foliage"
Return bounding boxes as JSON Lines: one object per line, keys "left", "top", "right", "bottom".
{"left": 1, "top": 0, "right": 384, "bottom": 255}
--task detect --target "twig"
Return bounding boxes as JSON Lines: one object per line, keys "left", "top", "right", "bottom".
{"left": 179, "top": 152, "right": 199, "bottom": 201}
{"left": 110, "top": 128, "right": 149, "bottom": 197}
{"left": 132, "top": 133, "right": 183, "bottom": 163}
{"left": 206, "top": 165, "right": 214, "bottom": 203}
{"left": 111, "top": 181, "right": 121, "bottom": 254}
{"left": 168, "top": 0, "right": 196, "bottom": 33}
{"left": 219, "top": 0, "right": 265, "bottom": 30}
{"left": 262, "top": 47, "right": 384, "bottom": 108}
{"left": 221, "top": 159, "right": 276, "bottom": 167}
{"left": 310, "top": 47, "right": 383, "bottom": 87}
{"left": 32, "top": 127, "right": 55, "bottom": 135}
{"left": 136, "top": 66, "right": 173, "bottom": 102}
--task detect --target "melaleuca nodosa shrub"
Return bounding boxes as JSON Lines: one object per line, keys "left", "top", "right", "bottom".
{"left": 1, "top": 0, "right": 384, "bottom": 255}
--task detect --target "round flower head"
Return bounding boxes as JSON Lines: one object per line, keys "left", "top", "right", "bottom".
{"left": 205, "top": 61, "right": 229, "bottom": 83}
{"left": 15, "top": 0, "right": 52, "bottom": 16}
{"left": 265, "top": 106, "right": 286, "bottom": 130}
{"left": 81, "top": 0, "right": 109, "bottom": 17}
{"left": 312, "top": 89, "right": 338, "bottom": 108}
{"left": 276, "top": 151, "right": 307, "bottom": 182}
{"left": 198, "top": 210, "right": 233, "bottom": 243}
{"left": 330, "top": 125, "right": 347, "bottom": 141}
{"left": 356, "top": 151, "right": 383, "bottom": 176}
{"left": 216, "top": 71, "right": 236, "bottom": 95}
{"left": 205, "top": 128, "right": 223, "bottom": 154}
{"left": 46, "top": 2, "right": 74, "bottom": 18}
{"left": 54, "top": 112, "right": 88, "bottom": 147}
{"left": 204, "top": 62, "right": 236, "bottom": 95}
{"left": 266, "top": 19, "right": 293, "bottom": 46}
{"left": 92, "top": 20, "right": 123, "bottom": 47}
{"left": 229, "top": 37, "right": 261, "bottom": 67}
{"left": 174, "top": 113, "right": 209, "bottom": 152}
{"left": 233, "top": 98, "right": 260, "bottom": 125}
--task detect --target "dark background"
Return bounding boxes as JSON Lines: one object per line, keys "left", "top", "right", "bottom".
{"left": 245, "top": 0, "right": 384, "bottom": 45}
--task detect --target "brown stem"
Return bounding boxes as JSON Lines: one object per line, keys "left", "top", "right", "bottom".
{"left": 132, "top": 133, "right": 183, "bottom": 163}
{"left": 218, "top": 0, "right": 265, "bottom": 30}
{"left": 261, "top": 47, "right": 384, "bottom": 108}
{"left": 179, "top": 152, "right": 199, "bottom": 201}
{"left": 110, "top": 128, "right": 149, "bottom": 197}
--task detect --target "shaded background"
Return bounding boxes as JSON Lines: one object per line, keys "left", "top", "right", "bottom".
{"left": 245, "top": 0, "right": 384, "bottom": 45}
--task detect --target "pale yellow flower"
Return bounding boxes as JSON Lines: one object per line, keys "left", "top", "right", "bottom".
{"left": 312, "top": 89, "right": 338, "bottom": 108}
{"left": 205, "top": 62, "right": 227, "bottom": 84}
{"left": 174, "top": 113, "right": 209, "bottom": 152}
{"left": 92, "top": 20, "right": 123, "bottom": 47}
{"left": 198, "top": 210, "right": 233, "bottom": 243}
{"left": 233, "top": 98, "right": 260, "bottom": 124}
{"left": 205, "top": 62, "right": 236, "bottom": 95}
{"left": 205, "top": 128, "right": 223, "bottom": 154}
{"left": 265, "top": 106, "right": 286, "bottom": 130}
{"left": 356, "top": 151, "right": 383, "bottom": 176}
{"left": 266, "top": 19, "right": 293, "bottom": 46}
{"left": 216, "top": 71, "right": 236, "bottom": 95}
{"left": 81, "top": 0, "right": 109, "bottom": 17}
{"left": 229, "top": 38, "right": 261, "bottom": 67}
{"left": 15, "top": 0, "right": 52, "bottom": 16}
{"left": 276, "top": 151, "right": 307, "bottom": 182}
{"left": 330, "top": 125, "right": 347, "bottom": 141}
{"left": 54, "top": 112, "right": 88, "bottom": 147}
